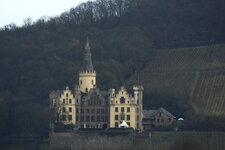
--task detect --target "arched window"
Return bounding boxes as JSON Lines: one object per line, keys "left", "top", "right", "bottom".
{"left": 120, "top": 97, "right": 125, "bottom": 103}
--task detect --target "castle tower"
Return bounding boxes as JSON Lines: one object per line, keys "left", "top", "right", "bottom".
{"left": 79, "top": 39, "right": 96, "bottom": 93}
{"left": 133, "top": 85, "right": 144, "bottom": 131}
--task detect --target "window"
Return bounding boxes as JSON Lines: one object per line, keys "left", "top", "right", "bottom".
{"left": 127, "top": 107, "right": 130, "bottom": 112}
{"left": 81, "top": 116, "right": 84, "bottom": 122}
{"left": 101, "top": 116, "right": 104, "bottom": 121}
{"left": 115, "top": 122, "right": 118, "bottom": 128}
{"left": 120, "top": 97, "right": 125, "bottom": 103}
{"left": 66, "top": 93, "right": 68, "bottom": 97}
{"left": 97, "top": 109, "right": 100, "bottom": 114}
{"left": 115, "top": 115, "right": 118, "bottom": 120}
{"left": 86, "top": 116, "right": 90, "bottom": 122}
{"left": 62, "top": 107, "right": 66, "bottom": 112}
{"left": 63, "top": 99, "right": 65, "bottom": 104}
{"left": 101, "top": 109, "right": 104, "bottom": 113}
{"left": 168, "top": 118, "right": 171, "bottom": 122}
{"left": 92, "top": 80, "right": 94, "bottom": 85}
{"left": 62, "top": 115, "right": 66, "bottom": 121}
{"left": 115, "top": 107, "right": 118, "bottom": 112}
{"left": 105, "top": 116, "right": 108, "bottom": 121}
{"left": 76, "top": 108, "right": 79, "bottom": 113}
{"left": 120, "top": 114, "right": 125, "bottom": 120}
{"left": 137, "top": 115, "right": 139, "bottom": 121}
{"left": 86, "top": 88, "right": 88, "bottom": 92}
{"left": 69, "top": 107, "right": 72, "bottom": 112}
{"left": 68, "top": 115, "right": 72, "bottom": 120}
{"left": 80, "top": 80, "right": 82, "bottom": 84}
{"left": 81, "top": 109, "right": 84, "bottom": 114}
{"left": 91, "top": 116, "right": 95, "bottom": 122}
{"left": 97, "top": 116, "right": 100, "bottom": 121}
{"left": 105, "top": 109, "right": 108, "bottom": 113}
{"left": 137, "top": 100, "right": 139, "bottom": 104}
{"left": 121, "top": 107, "right": 124, "bottom": 112}
{"left": 86, "top": 109, "right": 90, "bottom": 114}
{"left": 127, "top": 115, "right": 130, "bottom": 120}
{"left": 92, "top": 109, "right": 95, "bottom": 113}
{"left": 69, "top": 99, "right": 72, "bottom": 104}
{"left": 76, "top": 99, "right": 78, "bottom": 103}
{"left": 76, "top": 116, "right": 79, "bottom": 121}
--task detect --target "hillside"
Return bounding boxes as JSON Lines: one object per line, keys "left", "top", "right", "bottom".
{"left": 0, "top": 0, "right": 225, "bottom": 137}
{"left": 128, "top": 44, "right": 225, "bottom": 119}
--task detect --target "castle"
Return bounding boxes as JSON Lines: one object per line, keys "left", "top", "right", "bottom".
{"left": 49, "top": 39, "right": 144, "bottom": 131}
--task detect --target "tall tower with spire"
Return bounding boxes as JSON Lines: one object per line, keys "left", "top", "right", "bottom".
{"left": 50, "top": 38, "right": 144, "bottom": 131}
{"left": 78, "top": 39, "right": 96, "bottom": 93}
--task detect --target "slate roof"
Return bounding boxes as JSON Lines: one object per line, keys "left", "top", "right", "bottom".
{"left": 143, "top": 107, "right": 175, "bottom": 118}
{"left": 100, "top": 91, "right": 109, "bottom": 99}
{"left": 83, "top": 39, "right": 94, "bottom": 71}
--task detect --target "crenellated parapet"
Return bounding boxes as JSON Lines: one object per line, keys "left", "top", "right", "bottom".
{"left": 79, "top": 70, "right": 96, "bottom": 74}
{"left": 79, "top": 70, "right": 96, "bottom": 78}
{"left": 133, "top": 85, "right": 144, "bottom": 91}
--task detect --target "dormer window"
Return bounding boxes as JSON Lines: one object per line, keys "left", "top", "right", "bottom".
{"left": 120, "top": 97, "right": 125, "bottom": 103}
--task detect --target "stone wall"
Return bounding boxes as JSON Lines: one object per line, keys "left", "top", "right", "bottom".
{"left": 49, "top": 129, "right": 134, "bottom": 150}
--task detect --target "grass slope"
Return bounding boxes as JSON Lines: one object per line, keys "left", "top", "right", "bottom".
{"left": 128, "top": 44, "right": 225, "bottom": 117}
{"left": 135, "top": 132, "right": 225, "bottom": 150}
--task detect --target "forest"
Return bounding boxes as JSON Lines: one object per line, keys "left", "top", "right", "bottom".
{"left": 0, "top": 0, "right": 225, "bottom": 138}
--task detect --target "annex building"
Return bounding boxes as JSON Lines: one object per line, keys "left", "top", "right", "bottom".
{"left": 49, "top": 40, "right": 144, "bottom": 130}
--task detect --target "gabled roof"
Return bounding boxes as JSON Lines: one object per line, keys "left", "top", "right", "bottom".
{"left": 143, "top": 107, "right": 175, "bottom": 118}
{"left": 158, "top": 107, "right": 175, "bottom": 118}
{"left": 143, "top": 109, "right": 157, "bottom": 118}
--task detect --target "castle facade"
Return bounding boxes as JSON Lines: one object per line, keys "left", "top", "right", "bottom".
{"left": 49, "top": 40, "right": 143, "bottom": 130}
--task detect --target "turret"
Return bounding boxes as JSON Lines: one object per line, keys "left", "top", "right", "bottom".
{"left": 78, "top": 39, "right": 96, "bottom": 93}
{"left": 109, "top": 88, "right": 115, "bottom": 98}
{"left": 133, "top": 85, "right": 144, "bottom": 131}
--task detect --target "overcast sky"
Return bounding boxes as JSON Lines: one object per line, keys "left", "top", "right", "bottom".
{"left": 0, "top": 0, "right": 91, "bottom": 27}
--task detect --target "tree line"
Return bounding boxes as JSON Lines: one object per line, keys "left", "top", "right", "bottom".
{"left": 0, "top": 0, "right": 225, "bottom": 138}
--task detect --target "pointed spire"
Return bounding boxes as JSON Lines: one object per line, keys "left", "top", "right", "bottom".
{"left": 82, "top": 38, "right": 94, "bottom": 71}
{"left": 85, "top": 37, "right": 90, "bottom": 52}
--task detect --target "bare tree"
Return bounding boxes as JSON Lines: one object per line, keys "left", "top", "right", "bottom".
{"left": 49, "top": 98, "right": 63, "bottom": 131}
